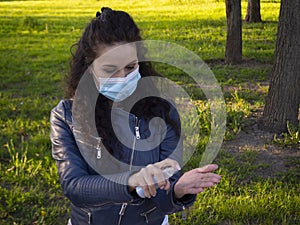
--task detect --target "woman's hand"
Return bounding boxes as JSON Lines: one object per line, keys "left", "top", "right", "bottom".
{"left": 174, "top": 164, "right": 221, "bottom": 199}
{"left": 128, "top": 158, "right": 180, "bottom": 198}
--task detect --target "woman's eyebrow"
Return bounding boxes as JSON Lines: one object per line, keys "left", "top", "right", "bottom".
{"left": 102, "top": 60, "right": 138, "bottom": 68}
{"left": 102, "top": 64, "right": 117, "bottom": 68}
{"left": 128, "top": 59, "right": 138, "bottom": 64}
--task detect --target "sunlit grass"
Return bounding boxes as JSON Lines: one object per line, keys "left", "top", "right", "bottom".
{"left": 1, "top": 0, "right": 298, "bottom": 225}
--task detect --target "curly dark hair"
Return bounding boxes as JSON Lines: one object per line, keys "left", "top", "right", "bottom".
{"left": 66, "top": 7, "right": 180, "bottom": 158}
{"left": 66, "top": 7, "right": 158, "bottom": 98}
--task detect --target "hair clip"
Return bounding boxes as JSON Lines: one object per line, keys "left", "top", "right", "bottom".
{"left": 101, "top": 7, "right": 112, "bottom": 13}
{"left": 96, "top": 11, "right": 101, "bottom": 18}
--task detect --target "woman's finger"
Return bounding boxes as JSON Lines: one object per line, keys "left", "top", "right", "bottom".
{"left": 195, "top": 181, "right": 217, "bottom": 189}
{"left": 195, "top": 173, "right": 221, "bottom": 183}
{"left": 143, "top": 165, "right": 166, "bottom": 197}
{"left": 196, "top": 164, "right": 218, "bottom": 173}
{"left": 155, "top": 158, "right": 181, "bottom": 171}
{"left": 136, "top": 171, "right": 151, "bottom": 198}
{"left": 140, "top": 183, "right": 151, "bottom": 198}
{"left": 161, "top": 180, "right": 171, "bottom": 190}
{"left": 189, "top": 187, "right": 204, "bottom": 194}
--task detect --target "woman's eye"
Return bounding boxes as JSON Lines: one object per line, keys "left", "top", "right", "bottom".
{"left": 126, "top": 65, "right": 135, "bottom": 70}
{"left": 104, "top": 69, "right": 116, "bottom": 74}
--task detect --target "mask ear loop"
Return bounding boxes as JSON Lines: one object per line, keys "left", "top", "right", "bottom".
{"left": 89, "top": 65, "right": 100, "bottom": 91}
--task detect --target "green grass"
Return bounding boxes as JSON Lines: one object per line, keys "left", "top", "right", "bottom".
{"left": 1, "top": 0, "right": 299, "bottom": 224}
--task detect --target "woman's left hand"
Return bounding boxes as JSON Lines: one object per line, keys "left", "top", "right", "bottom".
{"left": 174, "top": 164, "right": 221, "bottom": 199}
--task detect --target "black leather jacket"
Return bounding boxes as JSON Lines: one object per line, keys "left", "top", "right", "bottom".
{"left": 50, "top": 99, "right": 196, "bottom": 225}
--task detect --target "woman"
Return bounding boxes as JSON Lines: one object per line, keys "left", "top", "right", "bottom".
{"left": 50, "top": 7, "right": 221, "bottom": 225}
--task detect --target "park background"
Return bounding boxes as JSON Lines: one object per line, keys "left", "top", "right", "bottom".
{"left": 0, "top": 0, "right": 299, "bottom": 224}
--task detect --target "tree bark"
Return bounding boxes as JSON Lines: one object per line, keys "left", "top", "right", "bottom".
{"left": 260, "top": 0, "right": 300, "bottom": 133}
{"left": 245, "top": 0, "right": 262, "bottom": 23}
{"left": 225, "top": 0, "right": 242, "bottom": 64}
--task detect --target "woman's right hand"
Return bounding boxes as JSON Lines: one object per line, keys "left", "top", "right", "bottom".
{"left": 128, "top": 159, "right": 180, "bottom": 198}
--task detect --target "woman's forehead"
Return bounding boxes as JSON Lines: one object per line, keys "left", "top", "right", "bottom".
{"left": 94, "top": 43, "right": 138, "bottom": 68}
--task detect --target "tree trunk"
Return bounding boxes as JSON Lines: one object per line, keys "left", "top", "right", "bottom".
{"left": 245, "top": 0, "right": 262, "bottom": 23}
{"left": 225, "top": 0, "right": 242, "bottom": 64}
{"left": 260, "top": 0, "right": 300, "bottom": 133}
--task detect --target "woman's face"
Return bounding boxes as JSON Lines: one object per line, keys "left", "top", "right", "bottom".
{"left": 92, "top": 42, "right": 139, "bottom": 79}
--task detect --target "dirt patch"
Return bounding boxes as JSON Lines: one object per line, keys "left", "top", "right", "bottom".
{"left": 206, "top": 58, "right": 273, "bottom": 68}
{"left": 222, "top": 81, "right": 269, "bottom": 95}
{"left": 221, "top": 120, "right": 299, "bottom": 180}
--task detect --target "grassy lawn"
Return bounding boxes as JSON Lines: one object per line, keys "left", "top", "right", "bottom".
{"left": 1, "top": 0, "right": 299, "bottom": 224}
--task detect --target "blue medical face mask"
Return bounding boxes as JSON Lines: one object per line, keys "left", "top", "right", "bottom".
{"left": 98, "top": 66, "right": 141, "bottom": 102}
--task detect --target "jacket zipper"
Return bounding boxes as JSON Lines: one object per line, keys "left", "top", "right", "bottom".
{"left": 117, "top": 203, "right": 128, "bottom": 225}
{"left": 140, "top": 207, "right": 157, "bottom": 224}
{"left": 129, "top": 116, "right": 140, "bottom": 171}
{"left": 71, "top": 132, "right": 102, "bottom": 160}
{"left": 118, "top": 116, "right": 140, "bottom": 225}
{"left": 181, "top": 206, "right": 187, "bottom": 220}
{"left": 80, "top": 208, "right": 92, "bottom": 224}
{"left": 80, "top": 200, "right": 142, "bottom": 225}
{"left": 96, "top": 137, "right": 102, "bottom": 159}
{"left": 134, "top": 116, "right": 141, "bottom": 140}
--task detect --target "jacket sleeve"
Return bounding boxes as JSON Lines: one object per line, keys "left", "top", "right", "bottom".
{"left": 50, "top": 101, "right": 137, "bottom": 208}
{"left": 151, "top": 103, "right": 196, "bottom": 214}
